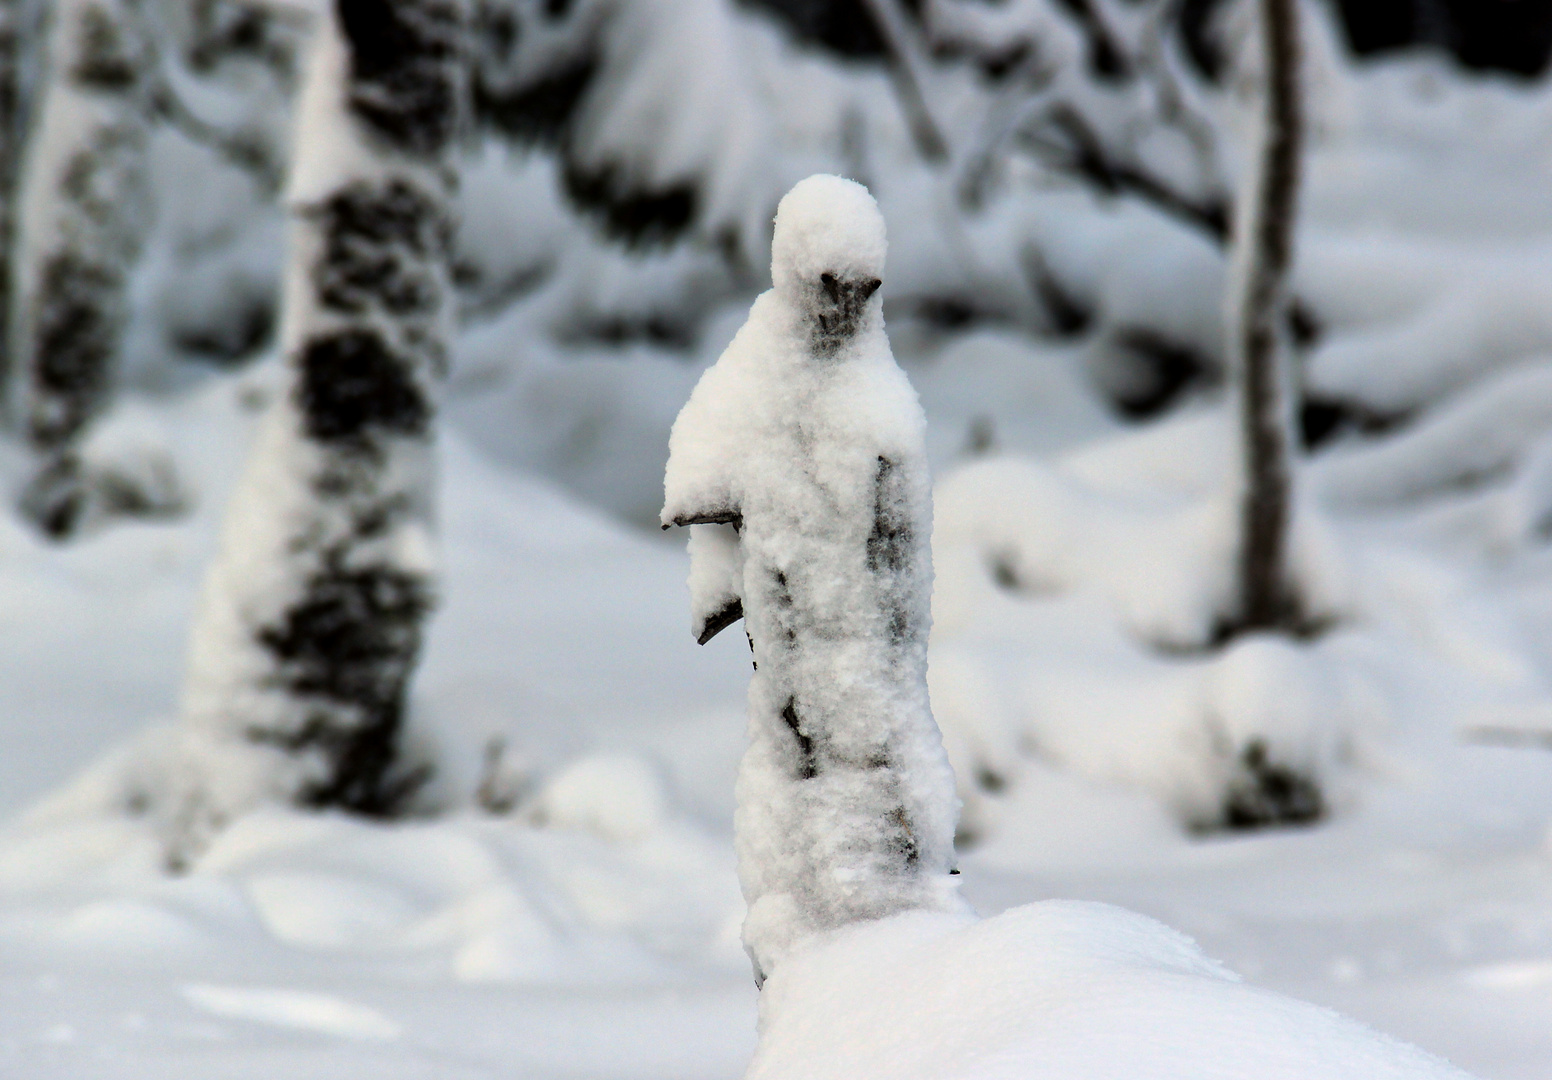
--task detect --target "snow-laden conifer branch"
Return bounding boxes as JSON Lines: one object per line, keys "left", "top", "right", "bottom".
{"left": 663, "top": 175, "right": 964, "bottom": 983}
{"left": 931, "top": 0, "right": 1231, "bottom": 237}
{"left": 170, "top": 0, "right": 467, "bottom": 864}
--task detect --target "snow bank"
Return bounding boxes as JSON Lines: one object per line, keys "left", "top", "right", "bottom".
{"left": 748, "top": 901, "right": 1472, "bottom": 1079}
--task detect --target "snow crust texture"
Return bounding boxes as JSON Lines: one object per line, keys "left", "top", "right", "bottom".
{"left": 664, "top": 175, "right": 962, "bottom": 980}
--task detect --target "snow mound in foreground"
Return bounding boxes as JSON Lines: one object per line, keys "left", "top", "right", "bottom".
{"left": 748, "top": 901, "right": 1472, "bottom": 1080}
{"left": 0, "top": 789, "right": 744, "bottom": 986}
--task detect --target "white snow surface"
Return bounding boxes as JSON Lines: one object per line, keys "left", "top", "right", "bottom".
{"left": 5, "top": 350, "right": 1552, "bottom": 1076}
{"left": 749, "top": 903, "right": 1468, "bottom": 1079}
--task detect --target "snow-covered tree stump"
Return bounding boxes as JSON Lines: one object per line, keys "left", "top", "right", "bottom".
{"left": 9, "top": 0, "right": 152, "bottom": 536}
{"left": 663, "top": 174, "right": 963, "bottom": 984}
{"left": 171, "top": 0, "right": 466, "bottom": 862}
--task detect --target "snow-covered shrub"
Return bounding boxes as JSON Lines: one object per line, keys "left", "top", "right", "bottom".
{"left": 429, "top": 0, "right": 1317, "bottom": 525}
{"left": 929, "top": 409, "right": 1366, "bottom": 835}
{"left": 169, "top": 0, "right": 467, "bottom": 862}
{"left": 663, "top": 175, "right": 964, "bottom": 982}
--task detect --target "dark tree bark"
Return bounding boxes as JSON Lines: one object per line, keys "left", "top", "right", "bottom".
{"left": 1230, "top": 0, "right": 1301, "bottom": 634}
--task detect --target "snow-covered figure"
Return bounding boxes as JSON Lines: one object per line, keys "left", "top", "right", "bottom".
{"left": 170, "top": 0, "right": 466, "bottom": 863}
{"left": 662, "top": 174, "right": 963, "bottom": 983}
{"left": 9, "top": 0, "right": 153, "bottom": 536}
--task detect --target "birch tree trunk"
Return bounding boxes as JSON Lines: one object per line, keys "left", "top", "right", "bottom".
{"left": 171, "top": 0, "right": 467, "bottom": 864}
{"left": 9, "top": 0, "right": 152, "bottom": 537}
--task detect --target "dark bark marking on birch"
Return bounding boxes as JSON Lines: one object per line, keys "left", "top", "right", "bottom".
{"left": 1235, "top": 0, "right": 1302, "bottom": 634}
{"left": 252, "top": 552, "right": 433, "bottom": 814}
{"left": 771, "top": 568, "right": 798, "bottom": 646}
{"left": 312, "top": 178, "right": 451, "bottom": 316}
{"left": 29, "top": 253, "right": 119, "bottom": 450}
{"left": 296, "top": 329, "right": 430, "bottom": 443}
{"left": 889, "top": 805, "right": 920, "bottom": 867}
{"left": 866, "top": 456, "right": 909, "bottom": 573}
{"left": 337, "top": 0, "right": 463, "bottom": 156}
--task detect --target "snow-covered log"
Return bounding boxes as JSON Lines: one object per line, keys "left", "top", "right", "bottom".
{"left": 663, "top": 174, "right": 964, "bottom": 983}
{"left": 9, "top": 0, "right": 153, "bottom": 536}
{"left": 1227, "top": 0, "right": 1302, "bottom": 634}
{"left": 171, "top": 0, "right": 467, "bottom": 862}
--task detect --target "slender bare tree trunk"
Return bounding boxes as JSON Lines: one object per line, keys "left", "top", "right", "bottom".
{"left": 1231, "top": 0, "right": 1301, "bottom": 634}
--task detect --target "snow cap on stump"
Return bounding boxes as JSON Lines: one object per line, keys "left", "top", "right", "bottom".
{"left": 771, "top": 174, "right": 887, "bottom": 298}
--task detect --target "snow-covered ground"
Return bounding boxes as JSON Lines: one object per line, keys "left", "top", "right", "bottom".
{"left": 5, "top": 351, "right": 1552, "bottom": 1077}
{"left": 8, "top": 10, "right": 1552, "bottom": 1076}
